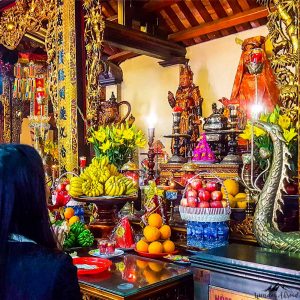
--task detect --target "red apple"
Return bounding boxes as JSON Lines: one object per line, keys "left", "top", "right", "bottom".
{"left": 198, "top": 188, "right": 211, "bottom": 202}
{"left": 198, "top": 201, "right": 210, "bottom": 208}
{"left": 211, "top": 190, "right": 223, "bottom": 201}
{"left": 187, "top": 196, "right": 198, "bottom": 208}
{"left": 186, "top": 189, "right": 197, "bottom": 198}
{"left": 210, "top": 201, "right": 223, "bottom": 208}
{"left": 221, "top": 200, "right": 228, "bottom": 208}
{"left": 190, "top": 178, "right": 203, "bottom": 191}
{"left": 180, "top": 198, "right": 188, "bottom": 207}
{"left": 181, "top": 173, "right": 194, "bottom": 186}
{"left": 205, "top": 181, "right": 218, "bottom": 192}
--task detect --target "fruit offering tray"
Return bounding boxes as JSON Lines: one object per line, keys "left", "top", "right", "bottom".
{"left": 73, "top": 194, "right": 137, "bottom": 203}
{"left": 179, "top": 206, "right": 231, "bottom": 222}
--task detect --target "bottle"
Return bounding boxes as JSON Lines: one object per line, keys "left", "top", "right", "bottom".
{"left": 203, "top": 222, "right": 211, "bottom": 249}
{"left": 195, "top": 222, "right": 203, "bottom": 248}
{"left": 217, "top": 222, "right": 229, "bottom": 246}
{"left": 210, "top": 222, "right": 218, "bottom": 248}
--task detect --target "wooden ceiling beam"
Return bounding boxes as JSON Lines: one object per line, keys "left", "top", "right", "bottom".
{"left": 103, "top": 20, "right": 186, "bottom": 60}
{"left": 108, "top": 50, "right": 139, "bottom": 64}
{"left": 143, "top": 0, "right": 181, "bottom": 13}
{"left": 176, "top": 1, "right": 199, "bottom": 27}
{"left": 168, "top": 6, "right": 268, "bottom": 42}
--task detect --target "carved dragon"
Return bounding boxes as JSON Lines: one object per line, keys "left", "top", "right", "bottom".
{"left": 253, "top": 121, "right": 300, "bottom": 252}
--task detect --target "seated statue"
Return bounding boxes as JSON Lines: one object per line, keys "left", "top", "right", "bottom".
{"left": 230, "top": 36, "right": 280, "bottom": 117}
{"left": 168, "top": 64, "right": 203, "bottom": 154}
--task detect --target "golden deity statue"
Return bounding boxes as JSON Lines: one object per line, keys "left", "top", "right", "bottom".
{"left": 168, "top": 64, "right": 203, "bottom": 152}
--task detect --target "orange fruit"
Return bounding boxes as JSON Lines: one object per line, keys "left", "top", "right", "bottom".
{"left": 235, "top": 193, "right": 247, "bottom": 200}
{"left": 136, "top": 259, "right": 148, "bottom": 269}
{"left": 64, "top": 207, "right": 75, "bottom": 220}
{"left": 69, "top": 215, "right": 79, "bottom": 226}
{"left": 148, "top": 213, "right": 163, "bottom": 228}
{"left": 143, "top": 225, "right": 160, "bottom": 242}
{"left": 162, "top": 240, "right": 175, "bottom": 253}
{"left": 136, "top": 239, "right": 149, "bottom": 252}
{"left": 148, "top": 262, "right": 163, "bottom": 272}
{"left": 143, "top": 269, "right": 159, "bottom": 284}
{"left": 148, "top": 241, "right": 163, "bottom": 254}
{"left": 237, "top": 201, "right": 247, "bottom": 209}
{"left": 159, "top": 225, "right": 171, "bottom": 240}
{"left": 223, "top": 193, "right": 236, "bottom": 208}
{"left": 221, "top": 179, "right": 239, "bottom": 196}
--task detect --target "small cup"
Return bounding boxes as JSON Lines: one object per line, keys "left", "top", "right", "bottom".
{"left": 97, "top": 239, "right": 116, "bottom": 254}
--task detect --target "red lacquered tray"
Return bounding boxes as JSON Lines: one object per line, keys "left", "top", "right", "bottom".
{"left": 134, "top": 249, "right": 178, "bottom": 258}
{"left": 73, "top": 257, "right": 112, "bottom": 275}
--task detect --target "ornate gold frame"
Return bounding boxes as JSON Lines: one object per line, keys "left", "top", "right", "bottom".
{"left": 0, "top": 0, "right": 78, "bottom": 172}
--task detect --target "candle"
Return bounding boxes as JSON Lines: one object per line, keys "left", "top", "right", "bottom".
{"left": 146, "top": 112, "right": 157, "bottom": 146}
{"left": 79, "top": 156, "right": 87, "bottom": 168}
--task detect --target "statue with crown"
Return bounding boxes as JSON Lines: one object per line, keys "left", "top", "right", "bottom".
{"left": 168, "top": 63, "right": 203, "bottom": 154}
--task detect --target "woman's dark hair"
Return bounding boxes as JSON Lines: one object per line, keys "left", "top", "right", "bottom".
{"left": 0, "top": 144, "right": 57, "bottom": 256}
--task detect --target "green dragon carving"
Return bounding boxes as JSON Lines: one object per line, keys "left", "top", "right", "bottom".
{"left": 253, "top": 121, "right": 300, "bottom": 252}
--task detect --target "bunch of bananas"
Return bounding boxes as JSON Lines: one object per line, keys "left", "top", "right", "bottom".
{"left": 68, "top": 156, "right": 138, "bottom": 198}
{"left": 82, "top": 180, "right": 104, "bottom": 197}
{"left": 118, "top": 176, "right": 138, "bottom": 195}
{"left": 105, "top": 176, "right": 126, "bottom": 196}
{"left": 68, "top": 177, "right": 84, "bottom": 198}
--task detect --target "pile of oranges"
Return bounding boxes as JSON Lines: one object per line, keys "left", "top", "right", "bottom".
{"left": 63, "top": 207, "right": 79, "bottom": 226}
{"left": 136, "top": 213, "right": 175, "bottom": 254}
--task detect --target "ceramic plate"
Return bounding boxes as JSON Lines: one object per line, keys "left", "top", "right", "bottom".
{"left": 163, "top": 254, "right": 190, "bottom": 265}
{"left": 117, "top": 246, "right": 135, "bottom": 252}
{"left": 134, "top": 249, "right": 178, "bottom": 258}
{"left": 89, "top": 249, "right": 124, "bottom": 258}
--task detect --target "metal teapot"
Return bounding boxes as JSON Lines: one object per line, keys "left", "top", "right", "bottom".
{"left": 203, "top": 103, "right": 228, "bottom": 131}
{"left": 98, "top": 92, "right": 131, "bottom": 126}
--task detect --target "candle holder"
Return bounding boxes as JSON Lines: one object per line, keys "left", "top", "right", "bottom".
{"left": 164, "top": 111, "right": 190, "bottom": 164}
{"left": 147, "top": 128, "right": 155, "bottom": 181}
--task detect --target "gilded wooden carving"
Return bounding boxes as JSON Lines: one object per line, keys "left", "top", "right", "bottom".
{"left": 83, "top": 0, "right": 105, "bottom": 124}
{"left": 0, "top": 0, "right": 79, "bottom": 173}
{"left": 258, "top": 0, "right": 299, "bottom": 121}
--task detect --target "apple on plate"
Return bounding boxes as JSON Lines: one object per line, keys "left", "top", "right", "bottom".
{"left": 190, "top": 178, "right": 203, "bottom": 191}
{"left": 221, "top": 200, "right": 228, "bottom": 208}
{"left": 198, "top": 188, "right": 211, "bottom": 202}
{"left": 210, "top": 201, "right": 223, "bottom": 208}
{"left": 187, "top": 196, "right": 198, "bottom": 208}
{"left": 198, "top": 201, "right": 210, "bottom": 208}
{"left": 180, "top": 198, "right": 188, "bottom": 207}
{"left": 186, "top": 189, "right": 198, "bottom": 198}
{"left": 211, "top": 190, "right": 223, "bottom": 201}
{"left": 205, "top": 181, "right": 219, "bottom": 192}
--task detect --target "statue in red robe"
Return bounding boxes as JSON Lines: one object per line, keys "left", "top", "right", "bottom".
{"left": 230, "top": 36, "right": 280, "bottom": 117}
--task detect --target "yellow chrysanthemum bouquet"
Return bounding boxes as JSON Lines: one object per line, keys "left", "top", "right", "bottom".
{"left": 240, "top": 106, "right": 298, "bottom": 173}
{"left": 88, "top": 121, "right": 146, "bottom": 169}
